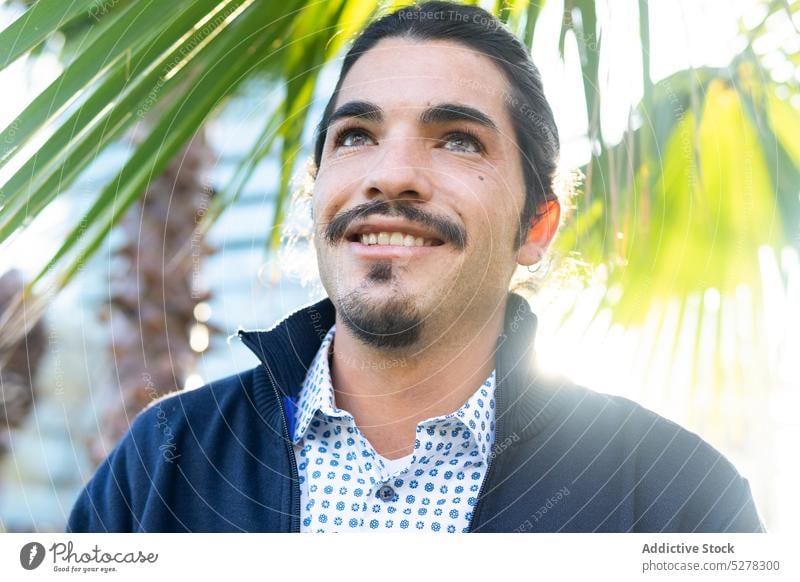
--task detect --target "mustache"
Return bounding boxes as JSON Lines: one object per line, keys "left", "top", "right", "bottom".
{"left": 322, "top": 200, "right": 467, "bottom": 250}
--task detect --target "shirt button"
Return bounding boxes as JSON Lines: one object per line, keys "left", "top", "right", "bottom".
{"left": 377, "top": 484, "right": 395, "bottom": 502}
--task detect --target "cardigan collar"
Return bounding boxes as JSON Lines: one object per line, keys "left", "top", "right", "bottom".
{"left": 237, "top": 292, "right": 561, "bottom": 444}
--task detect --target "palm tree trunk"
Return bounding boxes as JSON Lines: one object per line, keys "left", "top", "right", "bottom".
{"left": 91, "top": 129, "right": 217, "bottom": 463}
{"left": 0, "top": 269, "right": 47, "bottom": 469}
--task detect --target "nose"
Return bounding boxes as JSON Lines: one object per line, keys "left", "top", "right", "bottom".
{"left": 364, "top": 133, "right": 433, "bottom": 203}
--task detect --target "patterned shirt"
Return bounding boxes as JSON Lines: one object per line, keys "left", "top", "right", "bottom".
{"left": 292, "top": 324, "right": 496, "bottom": 532}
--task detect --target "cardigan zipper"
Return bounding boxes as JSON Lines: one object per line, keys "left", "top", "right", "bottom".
{"left": 238, "top": 332, "right": 301, "bottom": 532}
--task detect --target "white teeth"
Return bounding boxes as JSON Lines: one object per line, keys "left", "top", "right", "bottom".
{"left": 356, "top": 231, "right": 437, "bottom": 247}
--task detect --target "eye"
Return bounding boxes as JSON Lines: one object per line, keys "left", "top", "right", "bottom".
{"left": 442, "top": 130, "right": 484, "bottom": 154}
{"left": 333, "top": 126, "right": 375, "bottom": 148}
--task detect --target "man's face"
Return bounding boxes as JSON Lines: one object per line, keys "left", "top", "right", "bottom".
{"left": 312, "top": 37, "right": 529, "bottom": 351}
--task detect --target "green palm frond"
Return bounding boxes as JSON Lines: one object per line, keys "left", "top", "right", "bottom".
{"left": 0, "top": 0, "right": 379, "bottom": 350}
{"left": 0, "top": 0, "right": 798, "bottom": 368}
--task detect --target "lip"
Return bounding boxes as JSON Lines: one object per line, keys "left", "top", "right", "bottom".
{"left": 346, "top": 240, "right": 441, "bottom": 259}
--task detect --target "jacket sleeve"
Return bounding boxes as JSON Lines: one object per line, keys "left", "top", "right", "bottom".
{"left": 66, "top": 413, "right": 156, "bottom": 533}
{"left": 616, "top": 394, "right": 767, "bottom": 533}
{"left": 66, "top": 447, "right": 133, "bottom": 532}
{"left": 669, "top": 436, "right": 766, "bottom": 533}
{"left": 710, "top": 475, "right": 765, "bottom": 532}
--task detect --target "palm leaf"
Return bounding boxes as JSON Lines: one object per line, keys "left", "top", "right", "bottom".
{"left": 0, "top": 0, "right": 99, "bottom": 70}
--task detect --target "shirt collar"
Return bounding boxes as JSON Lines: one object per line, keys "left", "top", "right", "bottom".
{"left": 292, "top": 324, "right": 348, "bottom": 443}
{"left": 292, "top": 324, "right": 497, "bottom": 462}
{"left": 433, "top": 368, "right": 496, "bottom": 462}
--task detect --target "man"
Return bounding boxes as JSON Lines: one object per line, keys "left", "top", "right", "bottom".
{"left": 67, "top": 1, "right": 763, "bottom": 533}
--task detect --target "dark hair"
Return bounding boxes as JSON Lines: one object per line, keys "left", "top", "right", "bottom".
{"left": 312, "top": 1, "right": 560, "bottom": 249}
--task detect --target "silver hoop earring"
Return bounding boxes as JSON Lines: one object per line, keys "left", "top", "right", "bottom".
{"left": 527, "top": 251, "right": 544, "bottom": 274}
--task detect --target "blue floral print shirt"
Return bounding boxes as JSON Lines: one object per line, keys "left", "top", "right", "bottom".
{"left": 293, "top": 324, "right": 496, "bottom": 532}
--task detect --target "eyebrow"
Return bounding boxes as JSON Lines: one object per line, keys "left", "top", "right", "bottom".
{"left": 328, "top": 100, "right": 499, "bottom": 133}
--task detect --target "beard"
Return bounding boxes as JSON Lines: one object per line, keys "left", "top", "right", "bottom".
{"left": 337, "top": 262, "right": 423, "bottom": 349}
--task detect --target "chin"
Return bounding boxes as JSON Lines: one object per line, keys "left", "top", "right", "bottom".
{"left": 336, "top": 285, "right": 425, "bottom": 350}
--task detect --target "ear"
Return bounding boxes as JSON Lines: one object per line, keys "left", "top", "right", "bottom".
{"left": 515, "top": 198, "right": 561, "bottom": 266}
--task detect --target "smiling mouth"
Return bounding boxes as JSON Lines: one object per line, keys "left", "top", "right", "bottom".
{"left": 345, "top": 230, "right": 445, "bottom": 247}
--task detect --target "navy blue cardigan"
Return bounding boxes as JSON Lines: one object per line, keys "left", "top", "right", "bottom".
{"left": 67, "top": 293, "right": 764, "bottom": 532}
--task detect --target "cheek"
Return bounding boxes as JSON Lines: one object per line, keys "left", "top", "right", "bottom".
{"left": 313, "top": 156, "right": 367, "bottom": 217}
{"left": 310, "top": 174, "right": 342, "bottom": 233}
{"left": 472, "top": 171, "right": 519, "bottom": 230}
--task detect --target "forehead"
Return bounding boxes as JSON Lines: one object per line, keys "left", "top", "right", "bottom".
{"left": 335, "top": 37, "right": 514, "bottom": 130}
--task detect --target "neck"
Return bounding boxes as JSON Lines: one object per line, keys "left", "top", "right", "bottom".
{"left": 329, "top": 296, "right": 508, "bottom": 459}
